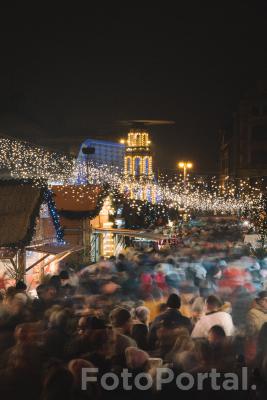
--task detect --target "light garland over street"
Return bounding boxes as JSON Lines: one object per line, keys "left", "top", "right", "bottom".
{"left": 0, "top": 137, "right": 265, "bottom": 217}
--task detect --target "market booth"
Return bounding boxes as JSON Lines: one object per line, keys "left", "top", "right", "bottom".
{"left": 51, "top": 184, "right": 114, "bottom": 261}
{"left": 0, "top": 180, "right": 47, "bottom": 288}
{"left": 0, "top": 180, "right": 81, "bottom": 289}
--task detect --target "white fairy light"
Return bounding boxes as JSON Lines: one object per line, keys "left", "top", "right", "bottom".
{"left": 0, "top": 137, "right": 265, "bottom": 217}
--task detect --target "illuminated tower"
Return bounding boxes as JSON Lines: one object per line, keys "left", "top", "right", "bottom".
{"left": 121, "top": 130, "right": 156, "bottom": 202}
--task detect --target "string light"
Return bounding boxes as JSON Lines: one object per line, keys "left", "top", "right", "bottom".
{"left": 0, "top": 138, "right": 74, "bottom": 183}
{"left": 43, "top": 190, "right": 64, "bottom": 242}
{"left": 0, "top": 137, "right": 265, "bottom": 220}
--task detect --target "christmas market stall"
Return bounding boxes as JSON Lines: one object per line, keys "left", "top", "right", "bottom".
{"left": 51, "top": 183, "right": 113, "bottom": 261}
{"left": 0, "top": 180, "right": 46, "bottom": 288}
{"left": 0, "top": 180, "right": 82, "bottom": 290}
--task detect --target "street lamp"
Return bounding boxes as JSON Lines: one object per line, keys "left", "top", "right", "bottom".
{"left": 82, "top": 146, "right": 95, "bottom": 183}
{"left": 177, "top": 161, "right": 193, "bottom": 186}
{"left": 177, "top": 161, "right": 193, "bottom": 222}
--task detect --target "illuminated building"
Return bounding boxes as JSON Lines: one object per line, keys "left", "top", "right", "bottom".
{"left": 78, "top": 139, "right": 125, "bottom": 169}
{"left": 122, "top": 130, "right": 156, "bottom": 203}
{"left": 102, "top": 221, "right": 115, "bottom": 257}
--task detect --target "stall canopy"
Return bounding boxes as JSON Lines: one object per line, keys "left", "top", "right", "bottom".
{"left": 25, "top": 243, "right": 84, "bottom": 273}
{"left": 52, "top": 184, "right": 110, "bottom": 219}
{"left": 0, "top": 180, "right": 45, "bottom": 248}
{"left": 92, "top": 227, "right": 167, "bottom": 241}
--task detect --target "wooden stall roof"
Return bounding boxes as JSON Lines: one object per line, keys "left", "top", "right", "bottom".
{"left": 0, "top": 180, "right": 44, "bottom": 248}
{"left": 26, "top": 243, "right": 83, "bottom": 255}
{"left": 52, "top": 185, "right": 105, "bottom": 212}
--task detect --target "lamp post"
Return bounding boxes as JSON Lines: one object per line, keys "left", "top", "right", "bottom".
{"left": 81, "top": 145, "right": 95, "bottom": 262}
{"left": 178, "top": 161, "right": 193, "bottom": 188}
{"left": 82, "top": 146, "right": 95, "bottom": 183}
{"left": 177, "top": 161, "right": 193, "bottom": 222}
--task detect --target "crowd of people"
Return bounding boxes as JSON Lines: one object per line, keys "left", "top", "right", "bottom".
{"left": 0, "top": 222, "right": 267, "bottom": 399}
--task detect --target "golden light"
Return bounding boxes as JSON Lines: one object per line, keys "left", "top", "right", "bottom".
{"left": 178, "top": 161, "right": 193, "bottom": 169}
{"left": 0, "top": 137, "right": 263, "bottom": 219}
{"left": 120, "top": 139, "right": 125, "bottom": 144}
{"left": 102, "top": 222, "right": 114, "bottom": 257}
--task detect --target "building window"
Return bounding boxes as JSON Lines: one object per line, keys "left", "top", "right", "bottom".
{"left": 126, "top": 157, "right": 131, "bottom": 173}
{"left": 136, "top": 133, "right": 141, "bottom": 146}
{"left": 135, "top": 157, "right": 141, "bottom": 176}
{"left": 144, "top": 157, "right": 149, "bottom": 175}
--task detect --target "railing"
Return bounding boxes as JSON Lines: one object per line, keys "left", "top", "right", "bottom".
{"left": 90, "top": 233, "right": 97, "bottom": 263}
{"left": 27, "top": 237, "right": 58, "bottom": 247}
{"left": 114, "top": 235, "right": 125, "bottom": 256}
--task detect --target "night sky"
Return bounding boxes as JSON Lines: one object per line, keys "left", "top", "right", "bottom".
{"left": 0, "top": 1, "right": 267, "bottom": 172}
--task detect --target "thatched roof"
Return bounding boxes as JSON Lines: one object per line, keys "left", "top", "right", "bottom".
{"left": 51, "top": 184, "right": 109, "bottom": 219}
{"left": 0, "top": 180, "right": 45, "bottom": 248}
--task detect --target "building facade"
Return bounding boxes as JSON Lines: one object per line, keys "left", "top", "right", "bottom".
{"left": 219, "top": 81, "right": 267, "bottom": 183}
{"left": 77, "top": 138, "right": 125, "bottom": 169}
{"left": 122, "top": 130, "right": 156, "bottom": 202}
{"left": 124, "top": 130, "right": 153, "bottom": 177}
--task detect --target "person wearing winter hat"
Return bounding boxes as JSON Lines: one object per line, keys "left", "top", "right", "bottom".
{"left": 166, "top": 293, "right": 181, "bottom": 309}
{"left": 148, "top": 294, "right": 192, "bottom": 349}
{"left": 164, "top": 294, "right": 192, "bottom": 333}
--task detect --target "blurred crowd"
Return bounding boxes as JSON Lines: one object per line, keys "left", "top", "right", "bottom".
{"left": 0, "top": 223, "right": 267, "bottom": 399}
